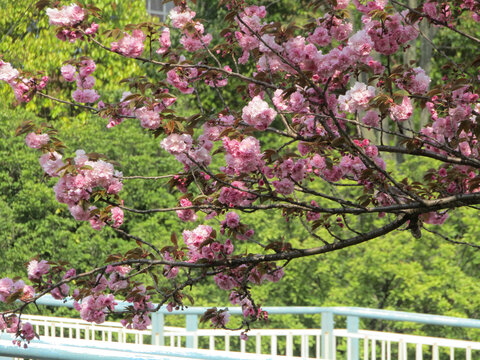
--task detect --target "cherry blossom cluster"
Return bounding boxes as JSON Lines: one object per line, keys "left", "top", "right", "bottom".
{"left": 52, "top": 150, "right": 124, "bottom": 229}
{"left": 156, "top": 28, "right": 171, "bottom": 55}
{"left": 22, "top": 127, "right": 124, "bottom": 229}
{"left": 0, "top": 258, "right": 147, "bottom": 345}
{"left": 74, "top": 294, "right": 116, "bottom": 324}
{"left": 366, "top": 11, "right": 418, "bottom": 56}
{"left": 219, "top": 211, "right": 255, "bottom": 241}
{"left": 0, "top": 61, "right": 48, "bottom": 103}
{"left": 111, "top": 30, "right": 146, "bottom": 58}
{"left": 170, "top": 5, "right": 212, "bottom": 52}
{"left": 182, "top": 225, "right": 234, "bottom": 263}
{"left": 161, "top": 133, "right": 212, "bottom": 170}
{"left": 46, "top": 3, "right": 98, "bottom": 42}
{"left": 0, "top": 260, "right": 73, "bottom": 345}
{"left": 0, "top": 278, "right": 34, "bottom": 303}
{"left": 0, "top": 315, "right": 36, "bottom": 348}
{"left": 134, "top": 92, "right": 176, "bottom": 130}
{"left": 422, "top": 87, "right": 479, "bottom": 156}
{"left": 121, "top": 285, "right": 156, "bottom": 330}
{"left": 61, "top": 58, "right": 100, "bottom": 104}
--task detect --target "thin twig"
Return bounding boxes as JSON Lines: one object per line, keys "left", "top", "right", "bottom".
{"left": 422, "top": 226, "right": 480, "bottom": 250}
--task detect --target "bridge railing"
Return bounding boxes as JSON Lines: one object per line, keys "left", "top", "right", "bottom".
{"left": 10, "top": 295, "right": 480, "bottom": 360}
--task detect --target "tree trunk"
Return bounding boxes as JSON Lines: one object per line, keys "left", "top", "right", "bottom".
{"left": 419, "top": 18, "right": 437, "bottom": 129}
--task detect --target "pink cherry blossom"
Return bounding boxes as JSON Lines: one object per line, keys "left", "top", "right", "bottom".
{"left": 72, "top": 89, "right": 100, "bottom": 103}
{"left": 161, "top": 133, "right": 193, "bottom": 155}
{"left": 362, "top": 110, "right": 380, "bottom": 127}
{"left": 85, "top": 22, "right": 99, "bottom": 35}
{"left": 39, "top": 152, "right": 64, "bottom": 177}
{"left": 163, "top": 252, "right": 179, "bottom": 279}
{"left": 353, "top": 0, "right": 387, "bottom": 14}
{"left": 273, "top": 178, "right": 295, "bottom": 195}
{"left": 242, "top": 96, "right": 277, "bottom": 130}
{"left": 0, "top": 278, "right": 13, "bottom": 302}
{"left": 61, "top": 64, "right": 76, "bottom": 82}
{"left": 74, "top": 294, "right": 117, "bottom": 324}
{"left": 219, "top": 181, "right": 256, "bottom": 206}
{"left": 214, "top": 274, "right": 238, "bottom": 290}
{"left": 225, "top": 212, "right": 240, "bottom": 228}
{"left": 422, "top": 211, "right": 449, "bottom": 225}
{"left": 77, "top": 75, "right": 95, "bottom": 89}
{"left": 348, "top": 30, "right": 374, "bottom": 57}
{"left": 308, "top": 27, "right": 331, "bottom": 47}
{"left": 51, "top": 284, "right": 70, "bottom": 300}
{"left": 338, "top": 82, "right": 376, "bottom": 113}
{"left": 0, "top": 61, "right": 19, "bottom": 82}
{"left": 330, "top": 19, "right": 353, "bottom": 41}
{"left": 180, "top": 30, "right": 213, "bottom": 52}
{"left": 156, "top": 28, "right": 171, "bottom": 55}
{"left": 169, "top": 6, "right": 196, "bottom": 28}
{"left": 390, "top": 96, "right": 413, "bottom": 122}
{"left": 111, "top": 207, "right": 124, "bottom": 228}
{"left": 166, "top": 69, "right": 195, "bottom": 94}
{"left": 132, "top": 314, "right": 151, "bottom": 330}
{"left": 25, "top": 132, "right": 49, "bottom": 149}
{"left": 21, "top": 322, "right": 36, "bottom": 342}
{"left": 397, "top": 67, "right": 431, "bottom": 95}
{"left": 22, "top": 285, "right": 35, "bottom": 299}
{"left": 176, "top": 198, "right": 198, "bottom": 222}
{"left": 111, "top": 30, "right": 146, "bottom": 58}
{"left": 311, "top": 154, "right": 326, "bottom": 169}
{"left": 335, "top": 0, "right": 350, "bottom": 9}
{"left": 46, "top": 4, "right": 85, "bottom": 27}
{"left": 135, "top": 107, "right": 161, "bottom": 129}
{"left": 223, "top": 136, "right": 264, "bottom": 174}
{"left": 27, "top": 260, "right": 50, "bottom": 280}
{"left": 78, "top": 59, "right": 96, "bottom": 78}
{"left": 183, "top": 225, "right": 213, "bottom": 248}
{"left": 10, "top": 78, "right": 32, "bottom": 103}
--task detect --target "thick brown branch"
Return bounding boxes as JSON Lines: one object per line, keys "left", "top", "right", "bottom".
{"left": 121, "top": 192, "right": 480, "bottom": 216}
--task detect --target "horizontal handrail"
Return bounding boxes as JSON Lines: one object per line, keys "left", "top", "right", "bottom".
{"left": 21, "top": 313, "right": 181, "bottom": 332}
{"left": 0, "top": 333, "right": 295, "bottom": 360}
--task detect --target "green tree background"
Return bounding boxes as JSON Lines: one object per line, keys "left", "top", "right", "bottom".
{"left": 2, "top": 0, "right": 480, "bottom": 346}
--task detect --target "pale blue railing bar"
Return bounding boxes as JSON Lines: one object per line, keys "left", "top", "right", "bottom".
{"left": 7, "top": 294, "right": 480, "bottom": 360}
{"left": 0, "top": 333, "right": 282, "bottom": 360}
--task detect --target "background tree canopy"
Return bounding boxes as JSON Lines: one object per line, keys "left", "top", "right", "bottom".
{"left": 2, "top": 0, "right": 480, "bottom": 342}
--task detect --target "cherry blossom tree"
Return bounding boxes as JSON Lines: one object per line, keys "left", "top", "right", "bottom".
{"left": 2, "top": 0, "right": 480, "bottom": 346}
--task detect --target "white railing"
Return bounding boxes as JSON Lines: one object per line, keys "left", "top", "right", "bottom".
{"left": 162, "top": 327, "right": 480, "bottom": 359}
{"left": 17, "top": 314, "right": 480, "bottom": 360}
{"left": 164, "top": 328, "right": 323, "bottom": 358}
{"left": 335, "top": 329, "right": 480, "bottom": 360}
{"left": 21, "top": 313, "right": 183, "bottom": 345}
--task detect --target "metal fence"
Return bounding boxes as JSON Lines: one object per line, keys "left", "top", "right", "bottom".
{"left": 2, "top": 295, "right": 480, "bottom": 359}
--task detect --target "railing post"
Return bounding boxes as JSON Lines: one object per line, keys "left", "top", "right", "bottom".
{"left": 186, "top": 314, "right": 198, "bottom": 348}
{"left": 321, "top": 311, "right": 335, "bottom": 360}
{"left": 151, "top": 312, "right": 164, "bottom": 346}
{"left": 347, "top": 315, "right": 359, "bottom": 360}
